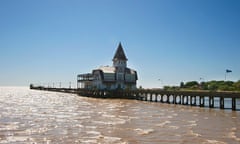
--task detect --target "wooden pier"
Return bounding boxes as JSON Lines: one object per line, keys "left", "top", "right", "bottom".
{"left": 30, "top": 85, "right": 240, "bottom": 111}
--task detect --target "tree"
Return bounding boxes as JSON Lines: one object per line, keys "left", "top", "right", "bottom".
{"left": 180, "top": 82, "right": 184, "bottom": 88}
{"left": 163, "top": 86, "right": 171, "bottom": 91}
{"left": 200, "top": 82, "right": 208, "bottom": 90}
{"left": 184, "top": 81, "right": 199, "bottom": 89}
{"left": 233, "top": 80, "right": 240, "bottom": 91}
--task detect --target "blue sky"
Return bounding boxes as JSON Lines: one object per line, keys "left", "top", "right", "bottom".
{"left": 0, "top": 0, "right": 239, "bottom": 88}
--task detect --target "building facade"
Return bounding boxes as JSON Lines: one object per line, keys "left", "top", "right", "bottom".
{"left": 77, "top": 43, "right": 138, "bottom": 90}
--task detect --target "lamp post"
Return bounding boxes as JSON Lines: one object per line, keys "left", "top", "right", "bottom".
{"left": 158, "top": 79, "right": 162, "bottom": 89}
{"left": 199, "top": 78, "right": 204, "bottom": 89}
{"left": 199, "top": 77, "right": 204, "bottom": 83}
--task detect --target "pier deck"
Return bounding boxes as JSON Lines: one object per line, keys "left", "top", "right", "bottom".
{"left": 30, "top": 85, "right": 240, "bottom": 111}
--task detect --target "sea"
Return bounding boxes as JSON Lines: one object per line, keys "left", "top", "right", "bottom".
{"left": 0, "top": 87, "right": 240, "bottom": 144}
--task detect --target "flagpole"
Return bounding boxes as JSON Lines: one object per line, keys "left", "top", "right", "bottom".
{"left": 225, "top": 71, "right": 227, "bottom": 81}
{"left": 225, "top": 69, "right": 232, "bottom": 81}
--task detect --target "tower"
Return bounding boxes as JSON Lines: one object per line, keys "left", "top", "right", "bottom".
{"left": 113, "top": 42, "right": 128, "bottom": 68}
{"left": 113, "top": 43, "right": 128, "bottom": 88}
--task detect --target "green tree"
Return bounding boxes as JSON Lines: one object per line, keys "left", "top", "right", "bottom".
{"left": 207, "top": 81, "right": 218, "bottom": 91}
{"left": 200, "top": 82, "right": 208, "bottom": 90}
{"left": 180, "top": 82, "right": 184, "bottom": 88}
{"left": 163, "top": 86, "right": 170, "bottom": 91}
{"left": 184, "top": 81, "right": 199, "bottom": 89}
{"left": 233, "top": 80, "right": 240, "bottom": 91}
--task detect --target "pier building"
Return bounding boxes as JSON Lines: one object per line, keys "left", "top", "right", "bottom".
{"left": 77, "top": 43, "right": 138, "bottom": 90}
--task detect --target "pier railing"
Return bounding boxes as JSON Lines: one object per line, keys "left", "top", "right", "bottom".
{"left": 30, "top": 85, "right": 240, "bottom": 111}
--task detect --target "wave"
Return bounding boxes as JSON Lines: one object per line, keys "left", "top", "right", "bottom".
{"left": 227, "top": 127, "right": 240, "bottom": 142}
{"left": 156, "top": 121, "right": 171, "bottom": 127}
{"left": 134, "top": 128, "right": 154, "bottom": 135}
{"left": 205, "top": 140, "right": 226, "bottom": 144}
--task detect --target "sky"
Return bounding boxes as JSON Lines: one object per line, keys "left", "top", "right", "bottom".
{"left": 0, "top": 0, "right": 239, "bottom": 88}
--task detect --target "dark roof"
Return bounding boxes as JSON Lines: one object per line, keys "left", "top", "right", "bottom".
{"left": 125, "top": 68, "right": 138, "bottom": 80}
{"left": 113, "top": 42, "right": 128, "bottom": 61}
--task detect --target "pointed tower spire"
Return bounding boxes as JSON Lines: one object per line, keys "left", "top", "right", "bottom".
{"left": 113, "top": 42, "right": 128, "bottom": 61}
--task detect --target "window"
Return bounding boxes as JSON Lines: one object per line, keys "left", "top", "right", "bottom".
{"left": 117, "top": 74, "right": 124, "bottom": 81}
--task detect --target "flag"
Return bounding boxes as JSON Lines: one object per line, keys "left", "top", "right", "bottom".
{"left": 226, "top": 69, "right": 232, "bottom": 73}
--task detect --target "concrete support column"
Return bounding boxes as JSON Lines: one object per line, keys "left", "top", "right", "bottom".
{"left": 200, "top": 96, "right": 205, "bottom": 107}
{"left": 181, "top": 95, "right": 184, "bottom": 105}
{"left": 173, "top": 95, "right": 176, "bottom": 104}
{"left": 186, "top": 96, "right": 189, "bottom": 105}
{"left": 150, "top": 93, "right": 153, "bottom": 102}
{"left": 155, "top": 94, "right": 158, "bottom": 102}
{"left": 190, "top": 96, "right": 193, "bottom": 106}
{"left": 209, "top": 96, "right": 214, "bottom": 108}
{"left": 220, "top": 97, "right": 224, "bottom": 109}
{"left": 193, "top": 96, "right": 197, "bottom": 106}
{"left": 167, "top": 95, "right": 170, "bottom": 103}
{"left": 145, "top": 93, "right": 147, "bottom": 101}
{"left": 232, "top": 97, "right": 236, "bottom": 111}
{"left": 179, "top": 95, "right": 182, "bottom": 104}
{"left": 142, "top": 93, "right": 145, "bottom": 101}
{"left": 161, "top": 95, "right": 163, "bottom": 103}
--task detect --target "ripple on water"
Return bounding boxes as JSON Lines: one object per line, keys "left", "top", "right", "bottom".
{"left": 156, "top": 120, "right": 171, "bottom": 127}
{"left": 0, "top": 122, "right": 20, "bottom": 131}
{"left": 92, "top": 118, "right": 126, "bottom": 125}
{"left": 0, "top": 136, "right": 34, "bottom": 143}
{"left": 86, "top": 131, "right": 101, "bottom": 135}
{"left": 188, "top": 129, "right": 201, "bottom": 137}
{"left": 169, "top": 126, "right": 179, "bottom": 129}
{"left": 227, "top": 127, "right": 240, "bottom": 142}
{"left": 134, "top": 128, "right": 154, "bottom": 135}
{"left": 77, "top": 134, "right": 123, "bottom": 144}
{"left": 204, "top": 140, "right": 226, "bottom": 144}
{"left": 96, "top": 135, "right": 122, "bottom": 143}
{"left": 102, "top": 114, "right": 116, "bottom": 118}
{"left": 187, "top": 120, "right": 197, "bottom": 127}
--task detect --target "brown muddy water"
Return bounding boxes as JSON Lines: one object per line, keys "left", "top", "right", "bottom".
{"left": 0, "top": 87, "right": 240, "bottom": 144}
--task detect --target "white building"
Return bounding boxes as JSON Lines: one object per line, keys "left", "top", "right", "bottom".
{"left": 77, "top": 43, "right": 138, "bottom": 90}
